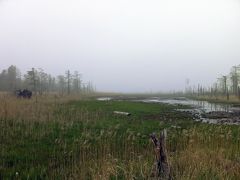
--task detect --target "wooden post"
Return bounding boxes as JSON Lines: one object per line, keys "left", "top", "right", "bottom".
{"left": 150, "top": 130, "right": 171, "bottom": 180}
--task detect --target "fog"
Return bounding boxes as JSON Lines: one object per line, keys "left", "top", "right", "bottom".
{"left": 0, "top": 0, "right": 240, "bottom": 92}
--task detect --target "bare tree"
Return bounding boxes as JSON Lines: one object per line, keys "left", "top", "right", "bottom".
{"left": 72, "top": 71, "right": 81, "bottom": 94}
{"left": 57, "top": 75, "right": 66, "bottom": 95}
{"left": 65, "top": 70, "right": 71, "bottom": 95}
{"left": 229, "top": 66, "right": 240, "bottom": 96}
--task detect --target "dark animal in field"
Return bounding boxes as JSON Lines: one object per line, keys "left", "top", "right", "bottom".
{"left": 15, "top": 89, "right": 32, "bottom": 99}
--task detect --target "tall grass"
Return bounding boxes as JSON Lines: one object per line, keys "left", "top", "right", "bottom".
{"left": 0, "top": 94, "right": 240, "bottom": 179}
{"left": 196, "top": 95, "right": 240, "bottom": 104}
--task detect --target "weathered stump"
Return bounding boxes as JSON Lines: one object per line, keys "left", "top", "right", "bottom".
{"left": 150, "top": 130, "right": 171, "bottom": 180}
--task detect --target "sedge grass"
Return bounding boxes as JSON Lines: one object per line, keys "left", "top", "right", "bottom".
{"left": 0, "top": 95, "right": 239, "bottom": 179}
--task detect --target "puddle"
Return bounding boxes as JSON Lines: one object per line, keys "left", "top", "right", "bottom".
{"left": 97, "top": 97, "right": 112, "bottom": 101}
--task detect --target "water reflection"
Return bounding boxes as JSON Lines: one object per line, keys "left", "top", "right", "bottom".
{"left": 142, "top": 97, "right": 232, "bottom": 112}
{"left": 141, "top": 97, "right": 240, "bottom": 125}
{"left": 97, "top": 96, "right": 240, "bottom": 125}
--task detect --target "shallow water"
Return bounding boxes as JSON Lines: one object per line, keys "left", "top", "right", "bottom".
{"left": 141, "top": 97, "right": 240, "bottom": 125}
{"left": 97, "top": 96, "right": 240, "bottom": 125}
{"left": 141, "top": 97, "right": 232, "bottom": 112}
{"left": 97, "top": 97, "right": 112, "bottom": 101}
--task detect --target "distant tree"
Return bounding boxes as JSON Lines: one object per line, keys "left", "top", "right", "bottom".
{"left": 47, "top": 75, "right": 56, "bottom": 92}
{"left": 217, "top": 75, "right": 227, "bottom": 96}
{"left": 65, "top": 70, "right": 72, "bottom": 95}
{"left": 57, "top": 75, "right": 66, "bottom": 94}
{"left": 230, "top": 66, "right": 239, "bottom": 96}
{"left": 24, "top": 68, "right": 38, "bottom": 93}
{"left": 7, "top": 65, "right": 17, "bottom": 91}
{"left": 0, "top": 65, "right": 96, "bottom": 94}
{"left": 86, "top": 81, "right": 94, "bottom": 93}
{"left": 72, "top": 71, "right": 81, "bottom": 94}
{"left": 0, "top": 69, "right": 8, "bottom": 91}
{"left": 38, "top": 68, "right": 49, "bottom": 94}
{"left": 0, "top": 65, "right": 22, "bottom": 91}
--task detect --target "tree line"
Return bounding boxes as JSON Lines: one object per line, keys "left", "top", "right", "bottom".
{"left": 185, "top": 65, "right": 240, "bottom": 100}
{"left": 0, "top": 65, "right": 95, "bottom": 95}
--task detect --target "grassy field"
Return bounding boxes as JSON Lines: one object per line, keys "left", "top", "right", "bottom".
{"left": 0, "top": 94, "right": 240, "bottom": 179}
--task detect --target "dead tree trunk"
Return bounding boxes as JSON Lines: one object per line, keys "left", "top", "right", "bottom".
{"left": 150, "top": 130, "right": 171, "bottom": 180}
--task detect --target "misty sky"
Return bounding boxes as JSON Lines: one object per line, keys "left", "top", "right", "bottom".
{"left": 0, "top": 0, "right": 240, "bottom": 92}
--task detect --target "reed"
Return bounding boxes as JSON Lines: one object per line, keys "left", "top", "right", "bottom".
{"left": 0, "top": 95, "right": 239, "bottom": 179}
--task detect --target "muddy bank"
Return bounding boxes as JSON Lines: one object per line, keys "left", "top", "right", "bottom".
{"left": 201, "top": 110, "right": 240, "bottom": 125}
{"left": 136, "top": 97, "right": 240, "bottom": 125}
{"left": 97, "top": 96, "right": 240, "bottom": 125}
{"left": 140, "top": 97, "right": 240, "bottom": 125}
{"left": 176, "top": 108, "right": 240, "bottom": 125}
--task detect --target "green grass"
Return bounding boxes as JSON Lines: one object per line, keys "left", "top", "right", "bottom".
{"left": 0, "top": 98, "right": 240, "bottom": 179}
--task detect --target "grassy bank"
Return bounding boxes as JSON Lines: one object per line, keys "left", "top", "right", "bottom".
{"left": 0, "top": 95, "right": 240, "bottom": 179}
{"left": 192, "top": 95, "right": 240, "bottom": 106}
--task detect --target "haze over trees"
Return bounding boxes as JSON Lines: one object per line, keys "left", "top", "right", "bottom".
{"left": 186, "top": 65, "right": 240, "bottom": 99}
{"left": 0, "top": 65, "right": 95, "bottom": 95}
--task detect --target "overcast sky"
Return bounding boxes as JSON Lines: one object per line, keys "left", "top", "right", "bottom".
{"left": 0, "top": 0, "right": 240, "bottom": 92}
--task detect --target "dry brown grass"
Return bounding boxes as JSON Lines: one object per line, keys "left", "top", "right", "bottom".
{"left": 197, "top": 95, "right": 240, "bottom": 104}
{"left": 1, "top": 93, "right": 240, "bottom": 179}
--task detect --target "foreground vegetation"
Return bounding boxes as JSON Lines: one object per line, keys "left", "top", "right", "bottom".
{"left": 0, "top": 94, "right": 240, "bottom": 179}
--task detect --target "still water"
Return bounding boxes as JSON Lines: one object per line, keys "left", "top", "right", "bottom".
{"left": 141, "top": 97, "right": 240, "bottom": 125}
{"left": 141, "top": 97, "right": 232, "bottom": 112}
{"left": 97, "top": 96, "right": 240, "bottom": 125}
